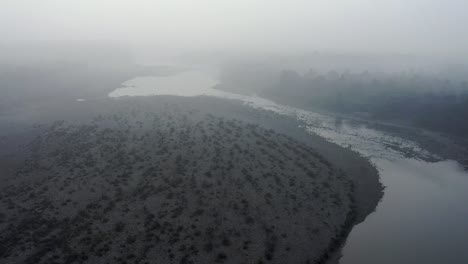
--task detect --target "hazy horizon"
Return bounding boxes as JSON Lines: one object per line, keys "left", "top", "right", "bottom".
{"left": 2, "top": 2, "right": 468, "bottom": 264}
{"left": 2, "top": 0, "right": 468, "bottom": 62}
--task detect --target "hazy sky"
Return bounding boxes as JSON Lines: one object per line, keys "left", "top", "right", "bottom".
{"left": 2, "top": 0, "right": 468, "bottom": 57}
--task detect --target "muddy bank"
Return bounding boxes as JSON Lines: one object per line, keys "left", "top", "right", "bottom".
{"left": 0, "top": 96, "right": 382, "bottom": 263}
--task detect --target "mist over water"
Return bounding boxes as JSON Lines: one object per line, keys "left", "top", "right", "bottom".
{"left": 109, "top": 71, "right": 468, "bottom": 264}
{"left": 109, "top": 71, "right": 218, "bottom": 98}
{"left": 2, "top": 1, "right": 468, "bottom": 263}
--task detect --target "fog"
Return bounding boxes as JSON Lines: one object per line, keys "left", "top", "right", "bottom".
{"left": 2, "top": 0, "right": 468, "bottom": 63}
{"left": 2, "top": 2, "right": 468, "bottom": 264}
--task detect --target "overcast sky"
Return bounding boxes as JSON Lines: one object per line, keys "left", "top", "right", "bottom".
{"left": 1, "top": 0, "right": 468, "bottom": 58}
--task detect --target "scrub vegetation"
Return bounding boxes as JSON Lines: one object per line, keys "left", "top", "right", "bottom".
{"left": 0, "top": 102, "right": 357, "bottom": 264}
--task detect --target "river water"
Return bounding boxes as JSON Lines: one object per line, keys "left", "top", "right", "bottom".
{"left": 108, "top": 70, "right": 468, "bottom": 264}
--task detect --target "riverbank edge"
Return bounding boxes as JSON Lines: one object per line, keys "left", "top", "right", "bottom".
{"left": 98, "top": 95, "right": 386, "bottom": 264}
{"left": 1, "top": 95, "right": 384, "bottom": 264}
{"left": 257, "top": 93, "right": 468, "bottom": 170}
{"left": 273, "top": 112, "right": 384, "bottom": 264}
{"left": 162, "top": 95, "right": 385, "bottom": 264}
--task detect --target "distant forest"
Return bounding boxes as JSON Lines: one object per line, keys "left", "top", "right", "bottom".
{"left": 220, "top": 67, "right": 468, "bottom": 137}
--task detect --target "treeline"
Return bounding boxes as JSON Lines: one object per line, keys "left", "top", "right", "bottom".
{"left": 265, "top": 70, "right": 468, "bottom": 136}
{"left": 220, "top": 68, "right": 468, "bottom": 137}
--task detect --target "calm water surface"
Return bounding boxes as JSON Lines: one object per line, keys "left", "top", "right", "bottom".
{"left": 108, "top": 70, "right": 468, "bottom": 264}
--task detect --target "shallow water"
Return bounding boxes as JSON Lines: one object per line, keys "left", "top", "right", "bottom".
{"left": 109, "top": 70, "right": 468, "bottom": 264}
{"left": 109, "top": 71, "right": 220, "bottom": 98}
{"left": 340, "top": 158, "right": 468, "bottom": 264}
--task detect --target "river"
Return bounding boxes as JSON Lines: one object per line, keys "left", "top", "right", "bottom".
{"left": 108, "top": 70, "right": 468, "bottom": 264}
